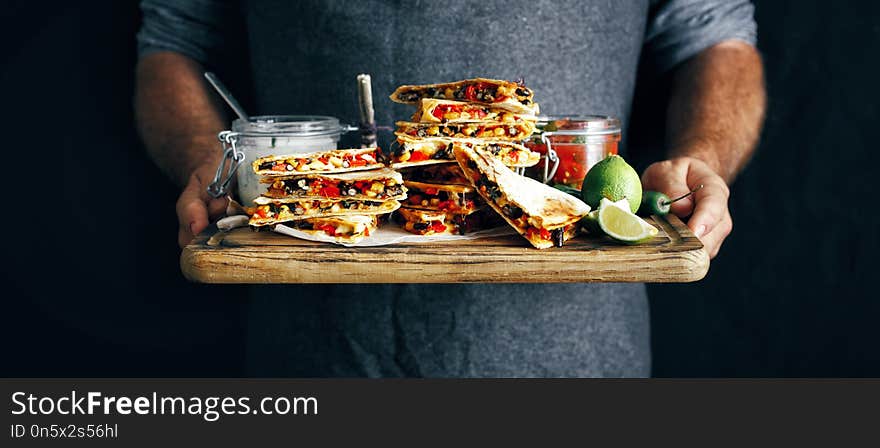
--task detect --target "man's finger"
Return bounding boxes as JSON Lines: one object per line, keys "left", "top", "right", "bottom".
{"left": 687, "top": 180, "right": 729, "bottom": 238}
{"left": 699, "top": 210, "right": 733, "bottom": 259}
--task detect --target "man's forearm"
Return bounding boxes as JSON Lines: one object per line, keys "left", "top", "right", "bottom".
{"left": 666, "top": 40, "right": 766, "bottom": 184}
{"left": 135, "top": 52, "right": 227, "bottom": 187}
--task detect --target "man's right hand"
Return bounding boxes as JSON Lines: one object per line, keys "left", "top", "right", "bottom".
{"left": 176, "top": 164, "right": 229, "bottom": 248}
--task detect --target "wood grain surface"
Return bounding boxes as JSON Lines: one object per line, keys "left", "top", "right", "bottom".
{"left": 180, "top": 214, "right": 708, "bottom": 284}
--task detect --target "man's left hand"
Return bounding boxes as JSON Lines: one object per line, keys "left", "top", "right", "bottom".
{"left": 641, "top": 157, "right": 732, "bottom": 259}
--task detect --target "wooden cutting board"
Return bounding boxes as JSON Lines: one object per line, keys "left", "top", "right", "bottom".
{"left": 180, "top": 214, "right": 708, "bottom": 284}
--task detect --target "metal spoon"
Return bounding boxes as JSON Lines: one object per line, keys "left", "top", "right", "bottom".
{"left": 204, "top": 72, "right": 249, "bottom": 122}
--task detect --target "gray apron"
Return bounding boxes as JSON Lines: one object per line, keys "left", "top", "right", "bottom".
{"left": 243, "top": 0, "right": 651, "bottom": 377}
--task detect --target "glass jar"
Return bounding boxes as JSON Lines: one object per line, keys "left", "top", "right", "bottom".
{"left": 209, "top": 115, "right": 354, "bottom": 205}
{"left": 524, "top": 115, "right": 621, "bottom": 188}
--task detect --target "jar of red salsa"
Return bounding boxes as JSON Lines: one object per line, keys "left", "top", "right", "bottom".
{"left": 524, "top": 115, "right": 621, "bottom": 189}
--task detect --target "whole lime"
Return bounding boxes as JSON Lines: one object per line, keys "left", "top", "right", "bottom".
{"left": 580, "top": 154, "right": 642, "bottom": 213}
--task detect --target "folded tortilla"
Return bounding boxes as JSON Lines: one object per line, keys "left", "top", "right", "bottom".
{"left": 412, "top": 99, "right": 537, "bottom": 123}
{"left": 249, "top": 197, "right": 400, "bottom": 227}
{"left": 391, "top": 135, "right": 540, "bottom": 168}
{"left": 390, "top": 78, "right": 538, "bottom": 114}
{"left": 401, "top": 180, "right": 482, "bottom": 214}
{"left": 261, "top": 167, "right": 407, "bottom": 201}
{"left": 453, "top": 143, "right": 590, "bottom": 249}
{"left": 395, "top": 121, "right": 535, "bottom": 142}
{"left": 276, "top": 215, "right": 378, "bottom": 244}
{"left": 252, "top": 147, "right": 383, "bottom": 176}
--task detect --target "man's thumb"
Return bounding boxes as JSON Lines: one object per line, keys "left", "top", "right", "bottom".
{"left": 176, "top": 182, "right": 210, "bottom": 247}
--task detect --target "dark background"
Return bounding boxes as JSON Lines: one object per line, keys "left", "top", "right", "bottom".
{"left": 1, "top": 0, "right": 877, "bottom": 377}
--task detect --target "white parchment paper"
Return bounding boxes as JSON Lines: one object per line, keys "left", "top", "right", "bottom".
{"left": 273, "top": 221, "right": 516, "bottom": 247}
{"left": 219, "top": 214, "right": 516, "bottom": 247}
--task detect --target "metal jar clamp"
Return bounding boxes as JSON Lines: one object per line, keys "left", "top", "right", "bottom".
{"left": 537, "top": 132, "right": 561, "bottom": 184}
{"left": 207, "top": 130, "right": 244, "bottom": 198}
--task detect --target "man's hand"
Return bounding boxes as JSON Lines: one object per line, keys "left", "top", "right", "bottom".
{"left": 176, "top": 163, "right": 229, "bottom": 248}
{"left": 641, "top": 157, "right": 731, "bottom": 259}
{"left": 135, "top": 52, "right": 230, "bottom": 248}
{"left": 653, "top": 40, "right": 765, "bottom": 259}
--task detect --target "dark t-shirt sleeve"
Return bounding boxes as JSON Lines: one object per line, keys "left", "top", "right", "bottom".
{"left": 644, "top": 0, "right": 758, "bottom": 73}
{"left": 136, "top": 0, "right": 233, "bottom": 67}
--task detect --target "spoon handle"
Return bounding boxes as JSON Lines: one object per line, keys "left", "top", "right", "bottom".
{"left": 204, "top": 72, "right": 249, "bottom": 122}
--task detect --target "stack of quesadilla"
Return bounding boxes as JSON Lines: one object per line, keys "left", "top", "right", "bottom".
{"left": 393, "top": 164, "right": 495, "bottom": 235}
{"left": 389, "top": 78, "right": 541, "bottom": 169}
{"left": 248, "top": 147, "right": 406, "bottom": 243}
{"left": 390, "top": 78, "right": 542, "bottom": 235}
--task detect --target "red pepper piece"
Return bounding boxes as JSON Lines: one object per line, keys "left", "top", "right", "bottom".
{"left": 464, "top": 84, "right": 478, "bottom": 101}
{"left": 408, "top": 151, "right": 430, "bottom": 162}
{"left": 322, "top": 186, "right": 341, "bottom": 198}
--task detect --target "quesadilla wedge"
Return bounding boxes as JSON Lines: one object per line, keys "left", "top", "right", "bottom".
{"left": 453, "top": 144, "right": 591, "bottom": 249}
{"left": 390, "top": 78, "right": 537, "bottom": 114}
{"left": 261, "top": 167, "right": 407, "bottom": 201}
{"left": 249, "top": 197, "right": 400, "bottom": 227}
{"left": 396, "top": 121, "right": 535, "bottom": 142}
{"left": 398, "top": 162, "right": 469, "bottom": 185}
{"left": 411, "top": 99, "right": 537, "bottom": 123}
{"left": 391, "top": 135, "right": 540, "bottom": 168}
{"left": 253, "top": 147, "right": 382, "bottom": 176}
{"left": 276, "top": 215, "right": 378, "bottom": 244}
{"left": 396, "top": 207, "right": 454, "bottom": 235}
{"left": 402, "top": 181, "right": 482, "bottom": 214}
{"left": 396, "top": 206, "right": 498, "bottom": 236}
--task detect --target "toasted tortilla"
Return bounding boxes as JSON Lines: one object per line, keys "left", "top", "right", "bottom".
{"left": 403, "top": 180, "right": 473, "bottom": 194}
{"left": 453, "top": 143, "right": 590, "bottom": 248}
{"left": 391, "top": 135, "right": 540, "bottom": 169}
{"left": 395, "top": 121, "right": 535, "bottom": 142}
{"left": 390, "top": 78, "right": 537, "bottom": 114}
{"left": 260, "top": 167, "right": 407, "bottom": 201}
{"left": 249, "top": 197, "right": 400, "bottom": 227}
{"left": 397, "top": 207, "right": 448, "bottom": 223}
{"left": 412, "top": 99, "right": 537, "bottom": 123}
{"left": 260, "top": 166, "right": 402, "bottom": 184}
{"left": 252, "top": 147, "right": 382, "bottom": 176}
{"left": 276, "top": 215, "right": 378, "bottom": 244}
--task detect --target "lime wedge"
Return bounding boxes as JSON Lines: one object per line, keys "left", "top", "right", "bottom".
{"left": 598, "top": 198, "right": 659, "bottom": 244}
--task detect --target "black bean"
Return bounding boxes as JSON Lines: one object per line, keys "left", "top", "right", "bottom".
{"left": 552, "top": 228, "right": 565, "bottom": 247}
{"left": 413, "top": 222, "right": 429, "bottom": 231}
{"left": 502, "top": 204, "right": 523, "bottom": 219}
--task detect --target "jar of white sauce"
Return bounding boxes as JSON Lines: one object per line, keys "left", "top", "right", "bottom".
{"left": 208, "top": 115, "right": 354, "bottom": 205}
